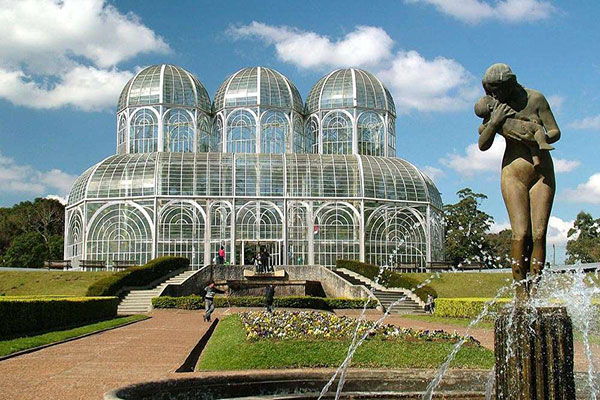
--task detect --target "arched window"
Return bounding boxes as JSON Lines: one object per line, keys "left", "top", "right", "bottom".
{"left": 213, "top": 115, "right": 224, "bottom": 152}
{"left": 227, "top": 110, "right": 256, "bottom": 153}
{"left": 358, "top": 112, "right": 385, "bottom": 156}
{"left": 164, "top": 109, "right": 194, "bottom": 152}
{"left": 67, "top": 211, "right": 83, "bottom": 259}
{"left": 260, "top": 110, "right": 287, "bottom": 153}
{"left": 287, "top": 202, "right": 309, "bottom": 265}
{"left": 293, "top": 114, "right": 308, "bottom": 153}
{"left": 87, "top": 203, "right": 152, "bottom": 265}
{"left": 305, "top": 116, "right": 319, "bottom": 154}
{"left": 366, "top": 205, "right": 426, "bottom": 268}
{"left": 313, "top": 202, "right": 360, "bottom": 267}
{"left": 388, "top": 118, "right": 396, "bottom": 156}
{"left": 129, "top": 109, "right": 158, "bottom": 153}
{"left": 117, "top": 114, "right": 127, "bottom": 155}
{"left": 322, "top": 112, "right": 352, "bottom": 155}
{"left": 158, "top": 201, "right": 205, "bottom": 268}
{"left": 196, "top": 115, "right": 211, "bottom": 152}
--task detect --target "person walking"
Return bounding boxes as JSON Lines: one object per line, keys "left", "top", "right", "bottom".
{"left": 203, "top": 280, "right": 224, "bottom": 322}
{"left": 265, "top": 284, "right": 275, "bottom": 313}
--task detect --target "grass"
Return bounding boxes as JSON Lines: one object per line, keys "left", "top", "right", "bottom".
{"left": 403, "top": 273, "right": 513, "bottom": 298}
{"left": 196, "top": 314, "right": 494, "bottom": 371}
{"left": 0, "top": 314, "right": 148, "bottom": 357}
{"left": 0, "top": 270, "right": 114, "bottom": 296}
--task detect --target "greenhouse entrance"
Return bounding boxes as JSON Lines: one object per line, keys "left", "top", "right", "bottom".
{"left": 238, "top": 240, "right": 282, "bottom": 267}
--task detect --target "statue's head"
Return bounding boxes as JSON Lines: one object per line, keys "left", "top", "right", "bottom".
{"left": 482, "top": 63, "right": 517, "bottom": 102}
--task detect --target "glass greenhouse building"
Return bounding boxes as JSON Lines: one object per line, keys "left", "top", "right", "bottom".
{"left": 65, "top": 65, "right": 444, "bottom": 268}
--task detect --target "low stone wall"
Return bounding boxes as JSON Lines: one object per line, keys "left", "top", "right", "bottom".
{"left": 162, "top": 265, "right": 369, "bottom": 299}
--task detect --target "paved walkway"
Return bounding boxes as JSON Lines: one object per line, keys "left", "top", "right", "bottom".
{"left": 0, "top": 310, "right": 212, "bottom": 400}
{"left": 0, "top": 308, "right": 597, "bottom": 399}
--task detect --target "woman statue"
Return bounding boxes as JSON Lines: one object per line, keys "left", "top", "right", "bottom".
{"left": 476, "top": 63, "right": 561, "bottom": 297}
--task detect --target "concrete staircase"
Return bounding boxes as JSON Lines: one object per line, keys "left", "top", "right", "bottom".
{"left": 117, "top": 270, "right": 197, "bottom": 315}
{"left": 335, "top": 268, "right": 426, "bottom": 314}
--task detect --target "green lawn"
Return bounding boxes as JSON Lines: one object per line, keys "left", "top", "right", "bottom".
{"left": 403, "top": 273, "right": 513, "bottom": 298}
{"left": 0, "top": 314, "right": 148, "bottom": 357}
{"left": 196, "top": 315, "right": 494, "bottom": 370}
{"left": 0, "top": 270, "right": 114, "bottom": 296}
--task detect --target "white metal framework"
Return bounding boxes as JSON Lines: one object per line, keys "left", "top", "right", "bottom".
{"left": 66, "top": 64, "right": 443, "bottom": 269}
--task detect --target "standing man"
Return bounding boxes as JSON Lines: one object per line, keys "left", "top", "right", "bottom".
{"left": 265, "top": 284, "right": 275, "bottom": 313}
{"left": 217, "top": 246, "right": 226, "bottom": 265}
{"left": 203, "top": 280, "right": 224, "bottom": 322}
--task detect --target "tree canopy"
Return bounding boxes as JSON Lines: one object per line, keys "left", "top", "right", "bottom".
{"left": 444, "top": 188, "right": 497, "bottom": 267}
{"left": 0, "top": 198, "right": 65, "bottom": 268}
{"left": 566, "top": 211, "right": 600, "bottom": 264}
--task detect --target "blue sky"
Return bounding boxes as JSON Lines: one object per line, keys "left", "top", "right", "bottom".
{"left": 0, "top": 0, "right": 598, "bottom": 262}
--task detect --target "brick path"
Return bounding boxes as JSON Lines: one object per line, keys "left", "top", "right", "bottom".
{"left": 0, "top": 308, "right": 596, "bottom": 399}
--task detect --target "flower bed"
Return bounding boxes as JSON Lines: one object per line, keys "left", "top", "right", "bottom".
{"left": 238, "top": 310, "right": 480, "bottom": 345}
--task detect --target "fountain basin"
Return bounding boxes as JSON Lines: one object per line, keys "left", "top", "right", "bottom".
{"left": 104, "top": 369, "right": 489, "bottom": 400}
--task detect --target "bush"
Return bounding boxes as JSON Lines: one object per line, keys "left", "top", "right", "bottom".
{"left": 336, "top": 260, "right": 437, "bottom": 302}
{"left": 0, "top": 296, "right": 119, "bottom": 339}
{"left": 152, "top": 295, "right": 377, "bottom": 310}
{"left": 4, "top": 232, "right": 48, "bottom": 268}
{"left": 433, "top": 298, "right": 512, "bottom": 320}
{"left": 86, "top": 256, "right": 189, "bottom": 296}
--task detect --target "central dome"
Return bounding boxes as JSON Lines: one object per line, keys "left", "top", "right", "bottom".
{"left": 213, "top": 67, "right": 303, "bottom": 113}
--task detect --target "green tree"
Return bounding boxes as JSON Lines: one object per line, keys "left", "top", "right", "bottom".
{"left": 566, "top": 211, "right": 600, "bottom": 264}
{"left": 486, "top": 229, "right": 513, "bottom": 268}
{"left": 444, "top": 188, "right": 494, "bottom": 267}
{"left": 4, "top": 232, "right": 50, "bottom": 268}
{"left": 0, "top": 198, "right": 65, "bottom": 266}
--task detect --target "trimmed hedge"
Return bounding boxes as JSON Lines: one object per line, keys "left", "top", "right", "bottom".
{"left": 152, "top": 295, "right": 377, "bottom": 310}
{"left": 433, "top": 298, "right": 512, "bottom": 320}
{"left": 86, "top": 256, "right": 189, "bottom": 296}
{"left": 336, "top": 260, "right": 437, "bottom": 302}
{"left": 0, "top": 296, "right": 119, "bottom": 339}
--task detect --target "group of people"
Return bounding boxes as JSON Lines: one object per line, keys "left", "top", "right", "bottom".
{"left": 253, "top": 248, "right": 273, "bottom": 273}
{"left": 202, "top": 281, "right": 276, "bottom": 322}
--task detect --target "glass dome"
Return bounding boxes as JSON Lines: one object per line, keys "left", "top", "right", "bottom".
{"left": 212, "top": 67, "right": 305, "bottom": 154}
{"left": 305, "top": 68, "right": 396, "bottom": 116}
{"left": 304, "top": 69, "right": 397, "bottom": 157}
{"left": 213, "top": 67, "right": 303, "bottom": 113}
{"left": 115, "top": 64, "right": 213, "bottom": 155}
{"left": 117, "top": 64, "right": 211, "bottom": 113}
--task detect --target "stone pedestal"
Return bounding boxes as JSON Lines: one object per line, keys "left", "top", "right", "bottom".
{"left": 495, "top": 306, "right": 575, "bottom": 400}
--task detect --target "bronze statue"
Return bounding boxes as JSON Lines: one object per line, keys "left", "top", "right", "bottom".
{"left": 476, "top": 63, "right": 560, "bottom": 297}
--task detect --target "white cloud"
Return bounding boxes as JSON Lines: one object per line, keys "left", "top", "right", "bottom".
{"left": 563, "top": 173, "right": 600, "bottom": 204}
{"left": 228, "top": 22, "right": 479, "bottom": 112}
{"left": 553, "top": 158, "right": 580, "bottom": 173}
{"left": 546, "top": 216, "right": 574, "bottom": 246}
{"left": 0, "top": 66, "right": 133, "bottom": 111}
{"left": 0, "top": 152, "right": 77, "bottom": 197}
{"left": 377, "top": 50, "right": 478, "bottom": 111}
{"left": 442, "top": 138, "right": 505, "bottom": 177}
{"left": 405, "top": 0, "right": 556, "bottom": 23}
{"left": 569, "top": 115, "right": 600, "bottom": 131}
{"left": 421, "top": 166, "right": 445, "bottom": 182}
{"left": 45, "top": 194, "right": 67, "bottom": 205}
{"left": 490, "top": 220, "right": 511, "bottom": 233}
{"left": 0, "top": 0, "right": 168, "bottom": 111}
{"left": 229, "top": 22, "right": 393, "bottom": 69}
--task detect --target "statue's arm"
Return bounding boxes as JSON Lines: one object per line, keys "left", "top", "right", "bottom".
{"left": 478, "top": 102, "right": 512, "bottom": 151}
{"left": 536, "top": 93, "right": 561, "bottom": 144}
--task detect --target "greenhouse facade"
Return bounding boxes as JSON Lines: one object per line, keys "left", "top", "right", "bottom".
{"left": 65, "top": 65, "right": 444, "bottom": 268}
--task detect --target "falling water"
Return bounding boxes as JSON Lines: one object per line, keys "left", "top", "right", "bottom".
{"left": 484, "top": 366, "right": 495, "bottom": 400}
{"left": 533, "top": 269, "right": 600, "bottom": 399}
